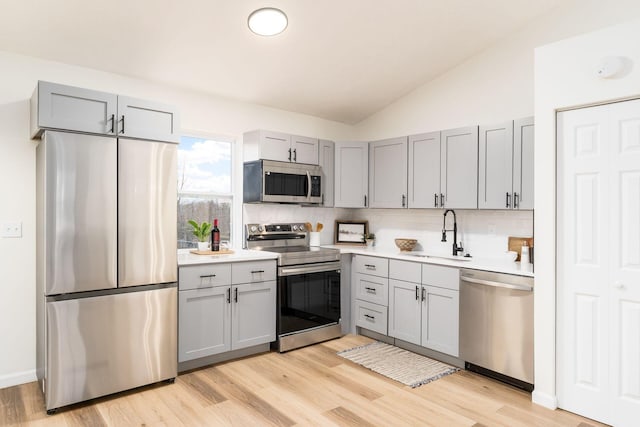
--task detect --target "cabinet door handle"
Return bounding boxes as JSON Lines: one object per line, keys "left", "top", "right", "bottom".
{"left": 364, "top": 195, "right": 368, "bottom": 207}
{"left": 120, "top": 115, "right": 125, "bottom": 134}
{"left": 421, "top": 286, "right": 426, "bottom": 301}
{"left": 109, "top": 114, "right": 115, "bottom": 133}
{"left": 415, "top": 285, "right": 419, "bottom": 300}
{"left": 199, "top": 274, "right": 216, "bottom": 278}
{"left": 440, "top": 193, "right": 445, "bottom": 207}
{"left": 514, "top": 192, "right": 519, "bottom": 209}
{"left": 234, "top": 287, "right": 238, "bottom": 303}
{"left": 506, "top": 192, "right": 511, "bottom": 208}
{"left": 401, "top": 194, "right": 406, "bottom": 207}
{"left": 288, "top": 148, "right": 292, "bottom": 161}
{"left": 226, "top": 288, "right": 231, "bottom": 304}
{"left": 364, "top": 287, "right": 376, "bottom": 293}
{"left": 251, "top": 270, "right": 265, "bottom": 274}
{"left": 293, "top": 148, "right": 297, "bottom": 162}
{"left": 434, "top": 193, "right": 438, "bottom": 208}
{"left": 364, "top": 314, "right": 375, "bottom": 321}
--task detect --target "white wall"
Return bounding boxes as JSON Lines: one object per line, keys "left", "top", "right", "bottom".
{"left": 353, "top": 0, "right": 640, "bottom": 140}
{"left": 0, "top": 50, "right": 356, "bottom": 387}
{"left": 534, "top": 19, "right": 640, "bottom": 409}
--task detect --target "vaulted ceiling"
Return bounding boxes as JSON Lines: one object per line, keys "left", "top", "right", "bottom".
{"left": 0, "top": 0, "right": 565, "bottom": 123}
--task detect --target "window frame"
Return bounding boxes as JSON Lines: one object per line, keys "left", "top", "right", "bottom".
{"left": 177, "top": 131, "right": 236, "bottom": 248}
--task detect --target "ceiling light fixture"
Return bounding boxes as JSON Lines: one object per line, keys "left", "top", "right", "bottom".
{"left": 248, "top": 7, "right": 288, "bottom": 36}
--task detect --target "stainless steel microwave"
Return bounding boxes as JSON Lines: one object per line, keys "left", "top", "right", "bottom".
{"left": 243, "top": 159, "right": 323, "bottom": 204}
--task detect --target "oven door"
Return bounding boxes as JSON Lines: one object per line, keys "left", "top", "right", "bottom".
{"left": 277, "top": 262, "right": 341, "bottom": 336}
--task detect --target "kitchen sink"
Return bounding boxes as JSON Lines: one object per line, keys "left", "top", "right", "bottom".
{"left": 402, "top": 252, "right": 472, "bottom": 261}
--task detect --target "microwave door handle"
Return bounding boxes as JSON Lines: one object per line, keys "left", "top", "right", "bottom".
{"left": 306, "top": 170, "right": 312, "bottom": 199}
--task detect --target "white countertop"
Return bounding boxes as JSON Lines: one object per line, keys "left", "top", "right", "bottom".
{"left": 178, "top": 248, "right": 278, "bottom": 266}
{"left": 322, "top": 245, "right": 534, "bottom": 277}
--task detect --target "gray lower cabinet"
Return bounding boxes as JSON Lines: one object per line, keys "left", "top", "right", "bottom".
{"left": 178, "top": 260, "right": 276, "bottom": 363}
{"left": 387, "top": 260, "right": 460, "bottom": 357}
{"left": 179, "top": 286, "right": 231, "bottom": 361}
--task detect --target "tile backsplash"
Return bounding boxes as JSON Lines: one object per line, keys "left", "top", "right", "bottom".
{"left": 351, "top": 208, "right": 533, "bottom": 258}
{"left": 243, "top": 204, "right": 533, "bottom": 258}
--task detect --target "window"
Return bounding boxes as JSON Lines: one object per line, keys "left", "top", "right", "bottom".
{"left": 177, "top": 134, "right": 233, "bottom": 249}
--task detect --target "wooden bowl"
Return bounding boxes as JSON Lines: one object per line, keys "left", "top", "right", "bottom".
{"left": 395, "top": 238, "right": 417, "bottom": 252}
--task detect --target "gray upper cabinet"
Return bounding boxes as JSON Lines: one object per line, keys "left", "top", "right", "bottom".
{"left": 369, "top": 137, "right": 408, "bottom": 208}
{"left": 31, "top": 81, "right": 117, "bottom": 138}
{"left": 440, "top": 126, "right": 479, "bottom": 209}
{"left": 478, "top": 117, "right": 534, "bottom": 210}
{"left": 408, "top": 131, "right": 441, "bottom": 208}
{"left": 30, "top": 81, "right": 180, "bottom": 143}
{"left": 409, "top": 127, "right": 478, "bottom": 209}
{"left": 243, "top": 130, "right": 319, "bottom": 164}
{"left": 513, "top": 117, "right": 534, "bottom": 210}
{"left": 334, "top": 141, "right": 369, "bottom": 208}
{"left": 478, "top": 121, "right": 514, "bottom": 209}
{"left": 116, "top": 96, "right": 180, "bottom": 143}
{"left": 318, "top": 139, "right": 335, "bottom": 207}
{"left": 291, "top": 134, "right": 319, "bottom": 164}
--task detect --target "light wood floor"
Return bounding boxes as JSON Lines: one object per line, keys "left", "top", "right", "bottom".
{"left": 1, "top": 334, "right": 606, "bottom": 427}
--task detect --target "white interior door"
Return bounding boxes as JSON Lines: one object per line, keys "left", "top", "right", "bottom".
{"left": 558, "top": 98, "right": 640, "bottom": 427}
{"left": 557, "top": 104, "right": 611, "bottom": 423}
{"left": 607, "top": 100, "right": 640, "bottom": 427}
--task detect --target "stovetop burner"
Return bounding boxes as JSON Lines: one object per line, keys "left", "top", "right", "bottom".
{"left": 245, "top": 223, "right": 340, "bottom": 266}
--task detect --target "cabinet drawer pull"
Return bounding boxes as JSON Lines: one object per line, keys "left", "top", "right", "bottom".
{"left": 364, "top": 264, "right": 376, "bottom": 269}
{"left": 199, "top": 274, "right": 216, "bottom": 278}
{"left": 364, "top": 287, "right": 376, "bottom": 293}
{"left": 364, "top": 314, "right": 375, "bottom": 321}
{"left": 251, "top": 270, "right": 265, "bottom": 274}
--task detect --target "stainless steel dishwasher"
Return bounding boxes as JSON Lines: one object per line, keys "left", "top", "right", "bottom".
{"left": 459, "top": 269, "right": 534, "bottom": 391}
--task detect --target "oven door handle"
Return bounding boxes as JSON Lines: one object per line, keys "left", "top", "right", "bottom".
{"left": 278, "top": 262, "right": 341, "bottom": 277}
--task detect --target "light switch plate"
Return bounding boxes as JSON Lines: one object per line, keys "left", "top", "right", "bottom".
{"left": 1, "top": 221, "right": 22, "bottom": 238}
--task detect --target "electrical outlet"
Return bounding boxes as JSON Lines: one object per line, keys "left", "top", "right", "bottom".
{"left": 1, "top": 221, "right": 22, "bottom": 238}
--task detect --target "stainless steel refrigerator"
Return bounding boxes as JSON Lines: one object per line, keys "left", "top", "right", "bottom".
{"left": 36, "top": 130, "right": 178, "bottom": 413}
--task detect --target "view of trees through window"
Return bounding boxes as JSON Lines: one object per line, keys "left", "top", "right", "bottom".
{"left": 177, "top": 135, "right": 233, "bottom": 249}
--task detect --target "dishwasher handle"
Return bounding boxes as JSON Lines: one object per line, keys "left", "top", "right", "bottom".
{"left": 460, "top": 275, "right": 533, "bottom": 292}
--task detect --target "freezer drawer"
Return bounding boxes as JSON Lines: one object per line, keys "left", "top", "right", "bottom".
{"left": 45, "top": 287, "right": 177, "bottom": 410}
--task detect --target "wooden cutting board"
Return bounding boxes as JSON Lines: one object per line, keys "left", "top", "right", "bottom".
{"left": 508, "top": 237, "right": 534, "bottom": 262}
{"left": 189, "top": 249, "right": 235, "bottom": 255}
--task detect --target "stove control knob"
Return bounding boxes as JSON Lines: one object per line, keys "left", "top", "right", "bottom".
{"left": 258, "top": 225, "right": 264, "bottom": 232}
{"left": 292, "top": 225, "right": 299, "bottom": 231}
{"left": 249, "top": 225, "right": 258, "bottom": 233}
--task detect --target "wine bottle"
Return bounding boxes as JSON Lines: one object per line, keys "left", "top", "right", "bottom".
{"left": 211, "top": 218, "right": 220, "bottom": 251}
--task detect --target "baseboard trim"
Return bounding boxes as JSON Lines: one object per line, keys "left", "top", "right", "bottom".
{"left": 0, "top": 369, "right": 37, "bottom": 389}
{"left": 532, "top": 390, "right": 558, "bottom": 409}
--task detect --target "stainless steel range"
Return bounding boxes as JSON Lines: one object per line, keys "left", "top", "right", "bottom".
{"left": 245, "top": 223, "right": 342, "bottom": 352}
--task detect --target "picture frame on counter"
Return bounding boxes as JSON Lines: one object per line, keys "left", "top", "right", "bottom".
{"left": 335, "top": 220, "right": 368, "bottom": 245}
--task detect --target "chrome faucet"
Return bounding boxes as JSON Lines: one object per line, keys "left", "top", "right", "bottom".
{"left": 441, "top": 209, "right": 464, "bottom": 256}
